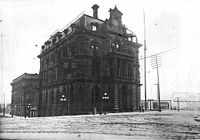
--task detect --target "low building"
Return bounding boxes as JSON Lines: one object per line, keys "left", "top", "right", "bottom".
{"left": 141, "top": 100, "right": 172, "bottom": 110}
{"left": 10, "top": 73, "right": 39, "bottom": 117}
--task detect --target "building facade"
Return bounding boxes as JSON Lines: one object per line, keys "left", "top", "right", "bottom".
{"left": 38, "top": 5, "right": 142, "bottom": 116}
{"left": 10, "top": 73, "right": 39, "bottom": 117}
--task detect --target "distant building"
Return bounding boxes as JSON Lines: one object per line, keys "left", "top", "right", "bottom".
{"left": 171, "top": 92, "right": 200, "bottom": 110}
{"left": 0, "top": 104, "right": 3, "bottom": 113}
{"left": 10, "top": 73, "right": 39, "bottom": 117}
{"left": 37, "top": 4, "right": 142, "bottom": 116}
{"left": 5, "top": 103, "right": 11, "bottom": 114}
{"left": 141, "top": 100, "right": 172, "bottom": 110}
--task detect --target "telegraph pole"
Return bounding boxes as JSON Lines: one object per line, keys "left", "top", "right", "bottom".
{"left": 155, "top": 55, "right": 161, "bottom": 112}
{"left": 143, "top": 10, "right": 147, "bottom": 110}
{"left": 0, "top": 18, "right": 5, "bottom": 116}
{"left": 151, "top": 55, "right": 161, "bottom": 112}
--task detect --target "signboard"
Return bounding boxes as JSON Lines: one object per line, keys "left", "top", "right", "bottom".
{"left": 30, "top": 108, "right": 37, "bottom": 111}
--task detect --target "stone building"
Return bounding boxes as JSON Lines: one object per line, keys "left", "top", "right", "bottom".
{"left": 38, "top": 4, "right": 142, "bottom": 116}
{"left": 10, "top": 73, "right": 39, "bottom": 117}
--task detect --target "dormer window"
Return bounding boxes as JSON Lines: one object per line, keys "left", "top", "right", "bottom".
{"left": 128, "top": 37, "right": 132, "bottom": 42}
{"left": 52, "top": 38, "right": 56, "bottom": 44}
{"left": 91, "top": 22, "right": 98, "bottom": 31}
{"left": 41, "top": 46, "right": 45, "bottom": 52}
{"left": 64, "top": 28, "right": 69, "bottom": 35}
{"left": 45, "top": 40, "right": 51, "bottom": 49}
{"left": 92, "top": 25, "right": 97, "bottom": 31}
{"left": 127, "top": 35, "right": 137, "bottom": 43}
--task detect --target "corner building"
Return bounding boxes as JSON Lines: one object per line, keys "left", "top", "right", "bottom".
{"left": 38, "top": 5, "right": 142, "bottom": 116}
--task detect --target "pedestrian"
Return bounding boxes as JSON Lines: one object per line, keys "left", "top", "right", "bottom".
{"left": 142, "top": 106, "right": 144, "bottom": 112}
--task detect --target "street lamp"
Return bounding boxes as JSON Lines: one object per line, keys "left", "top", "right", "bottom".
{"left": 90, "top": 41, "right": 103, "bottom": 115}
{"left": 90, "top": 44, "right": 99, "bottom": 115}
{"left": 60, "top": 94, "right": 66, "bottom": 115}
{"left": 27, "top": 103, "right": 31, "bottom": 118}
{"left": 102, "top": 92, "right": 109, "bottom": 114}
{"left": 60, "top": 94, "right": 67, "bottom": 102}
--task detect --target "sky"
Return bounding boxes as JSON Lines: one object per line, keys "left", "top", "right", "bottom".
{"left": 1, "top": 0, "right": 200, "bottom": 104}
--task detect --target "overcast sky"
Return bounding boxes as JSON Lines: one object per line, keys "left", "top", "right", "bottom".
{"left": 1, "top": 0, "right": 200, "bottom": 104}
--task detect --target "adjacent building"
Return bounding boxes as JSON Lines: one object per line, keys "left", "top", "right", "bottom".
{"left": 37, "top": 4, "right": 142, "bottom": 116}
{"left": 10, "top": 73, "right": 39, "bottom": 117}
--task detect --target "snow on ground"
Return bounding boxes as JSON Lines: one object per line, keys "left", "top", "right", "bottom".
{"left": 0, "top": 110, "right": 200, "bottom": 139}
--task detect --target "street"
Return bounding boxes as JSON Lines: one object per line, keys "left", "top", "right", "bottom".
{"left": 0, "top": 110, "right": 200, "bottom": 139}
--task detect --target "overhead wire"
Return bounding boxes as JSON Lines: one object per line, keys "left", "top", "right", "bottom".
{"left": 139, "top": 47, "right": 181, "bottom": 61}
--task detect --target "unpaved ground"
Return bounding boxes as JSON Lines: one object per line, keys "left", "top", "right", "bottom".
{"left": 0, "top": 110, "right": 200, "bottom": 139}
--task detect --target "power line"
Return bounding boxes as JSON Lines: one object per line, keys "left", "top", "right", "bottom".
{"left": 139, "top": 47, "right": 181, "bottom": 61}
{"left": 50, "top": 11, "right": 85, "bottom": 37}
{"left": 60, "top": 11, "right": 85, "bottom": 32}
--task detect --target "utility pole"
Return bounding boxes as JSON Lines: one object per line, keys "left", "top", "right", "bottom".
{"left": 151, "top": 55, "right": 161, "bottom": 112}
{"left": 143, "top": 9, "right": 147, "bottom": 110}
{"left": 177, "top": 97, "right": 180, "bottom": 111}
{"left": 0, "top": 18, "right": 5, "bottom": 116}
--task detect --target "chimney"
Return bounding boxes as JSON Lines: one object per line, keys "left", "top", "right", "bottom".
{"left": 92, "top": 4, "right": 99, "bottom": 19}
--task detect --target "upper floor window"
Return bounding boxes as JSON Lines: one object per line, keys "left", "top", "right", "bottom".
{"left": 91, "top": 22, "right": 98, "bottom": 31}
{"left": 111, "top": 40, "right": 120, "bottom": 51}
{"left": 128, "top": 37, "right": 132, "bottom": 42}
{"left": 116, "top": 44, "right": 119, "bottom": 49}
{"left": 92, "top": 25, "right": 97, "bottom": 31}
{"left": 128, "top": 36, "right": 137, "bottom": 43}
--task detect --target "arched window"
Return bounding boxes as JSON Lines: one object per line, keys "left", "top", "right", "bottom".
{"left": 111, "top": 40, "right": 121, "bottom": 51}
{"left": 56, "top": 89, "right": 60, "bottom": 104}
{"left": 71, "top": 85, "right": 74, "bottom": 104}
{"left": 63, "top": 87, "right": 66, "bottom": 96}
{"left": 89, "top": 40, "right": 99, "bottom": 55}
{"left": 51, "top": 91, "right": 54, "bottom": 106}
{"left": 57, "top": 50, "right": 61, "bottom": 61}
{"left": 79, "top": 86, "right": 83, "bottom": 99}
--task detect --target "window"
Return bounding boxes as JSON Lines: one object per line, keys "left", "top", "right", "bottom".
{"left": 91, "top": 22, "right": 98, "bottom": 31}
{"left": 63, "top": 62, "right": 69, "bottom": 68}
{"left": 116, "top": 44, "right": 119, "bottom": 49}
{"left": 51, "top": 92, "right": 54, "bottom": 105}
{"left": 92, "top": 25, "right": 97, "bottom": 31}
{"left": 71, "top": 62, "right": 76, "bottom": 69}
{"left": 106, "top": 66, "right": 110, "bottom": 76}
{"left": 111, "top": 41, "right": 120, "bottom": 51}
{"left": 56, "top": 90, "right": 60, "bottom": 104}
